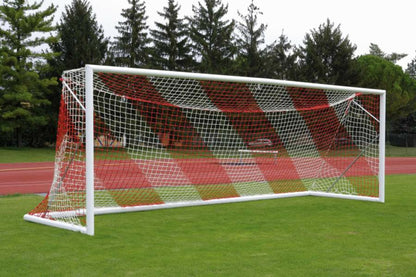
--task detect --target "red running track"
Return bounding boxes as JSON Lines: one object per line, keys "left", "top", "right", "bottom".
{"left": 0, "top": 158, "right": 415, "bottom": 195}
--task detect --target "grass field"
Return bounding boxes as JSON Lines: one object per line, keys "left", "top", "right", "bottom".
{"left": 1, "top": 174, "right": 415, "bottom": 276}
{"left": 1, "top": 146, "right": 415, "bottom": 276}
{"left": 0, "top": 147, "right": 55, "bottom": 163}
{"left": 385, "top": 144, "right": 416, "bottom": 157}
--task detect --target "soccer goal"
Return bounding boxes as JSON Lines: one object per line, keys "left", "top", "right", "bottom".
{"left": 24, "top": 65, "right": 386, "bottom": 235}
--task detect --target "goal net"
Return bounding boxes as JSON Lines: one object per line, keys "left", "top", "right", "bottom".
{"left": 24, "top": 65, "right": 385, "bottom": 235}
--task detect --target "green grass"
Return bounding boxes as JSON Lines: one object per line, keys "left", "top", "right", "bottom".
{"left": 385, "top": 144, "right": 416, "bottom": 157}
{"left": 0, "top": 147, "right": 55, "bottom": 163}
{"left": 1, "top": 174, "right": 416, "bottom": 276}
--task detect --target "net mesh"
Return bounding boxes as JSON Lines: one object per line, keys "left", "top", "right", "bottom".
{"left": 28, "top": 68, "right": 381, "bottom": 228}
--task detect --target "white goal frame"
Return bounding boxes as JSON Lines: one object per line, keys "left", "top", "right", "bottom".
{"left": 24, "top": 65, "right": 386, "bottom": 236}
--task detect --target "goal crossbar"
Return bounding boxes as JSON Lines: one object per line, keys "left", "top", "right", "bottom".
{"left": 87, "top": 65, "right": 385, "bottom": 95}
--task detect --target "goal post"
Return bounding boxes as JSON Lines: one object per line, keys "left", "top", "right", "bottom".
{"left": 24, "top": 65, "right": 386, "bottom": 235}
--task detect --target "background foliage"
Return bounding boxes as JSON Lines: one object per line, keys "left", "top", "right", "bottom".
{"left": 1, "top": 0, "right": 415, "bottom": 147}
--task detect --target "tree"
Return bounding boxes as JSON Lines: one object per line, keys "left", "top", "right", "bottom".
{"left": 188, "top": 0, "right": 236, "bottom": 74}
{"left": 51, "top": 0, "right": 108, "bottom": 71}
{"left": 46, "top": 0, "right": 108, "bottom": 147}
{"left": 298, "top": 19, "right": 357, "bottom": 85}
{"left": 0, "top": 0, "right": 58, "bottom": 147}
{"left": 262, "top": 31, "right": 298, "bottom": 80}
{"left": 356, "top": 55, "right": 416, "bottom": 130}
{"left": 234, "top": 0, "right": 266, "bottom": 77}
{"left": 150, "top": 0, "right": 192, "bottom": 71}
{"left": 368, "top": 43, "right": 407, "bottom": 64}
{"left": 406, "top": 52, "right": 416, "bottom": 79}
{"left": 111, "top": 0, "right": 150, "bottom": 68}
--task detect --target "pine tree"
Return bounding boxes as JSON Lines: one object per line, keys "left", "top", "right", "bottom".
{"left": 406, "top": 53, "right": 416, "bottom": 79}
{"left": 262, "top": 32, "right": 298, "bottom": 80}
{"left": 235, "top": 0, "right": 266, "bottom": 77}
{"left": 0, "top": 0, "right": 58, "bottom": 147}
{"left": 150, "top": 0, "right": 192, "bottom": 71}
{"left": 50, "top": 0, "right": 109, "bottom": 71}
{"left": 188, "top": 0, "right": 236, "bottom": 74}
{"left": 112, "top": 0, "right": 150, "bottom": 68}
{"left": 368, "top": 43, "right": 385, "bottom": 58}
{"left": 298, "top": 19, "right": 357, "bottom": 85}
{"left": 369, "top": 43, "right": 407, "bottom": 64}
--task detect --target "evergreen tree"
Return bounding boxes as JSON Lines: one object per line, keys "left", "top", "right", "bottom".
{"left": 188, "top": 0, "right": 236, "bottom": 74}
{"left": 262, "top": 32, "right": 298, "bottom": 80}
{"left": 50, "top": 0, "right": 108, "bottom": 71}
{"left": 298, "top": 19, "right": 357, "bottom": 85}
{"left": 150, "top": 0, "right": 192, "bottom": 71}
{"left": 369, "top": 43, "right": 407, "bottom": 64}
{"left": 46, "top": 0, "right": 108, "bottom": 147}
{"left": 406, "top": 53, "right": 416, "bottom": 79}
{"left": 0, "top": 0, "right": 58, "bottom": 147}
{"left": 235, "top": 0, "right": 266, "bottom": 77}
{"left": 368, "top": 43, "right": 385, "bottom": 58}
{"left": 112, "top": 0, "right": 150, "bottom": 68}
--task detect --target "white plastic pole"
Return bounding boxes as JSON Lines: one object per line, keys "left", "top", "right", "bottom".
{"left": 85, "top": 64, "right": 385, "bottom": 95}
{"left": 23, "top": 214, "right": 88, "bottom": 234}
{"left": 378, "top": 91, "right": 386, "bottom": 203}
{"left": 92, "top": 191, "right": 311, "bottom": 215}
{"left": 85, "top": 65, "right": 95, "bottom": 235}
{"left": 309, "top": 192, "right": 381, "bottom": 202}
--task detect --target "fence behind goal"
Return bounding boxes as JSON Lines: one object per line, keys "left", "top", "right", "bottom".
{"left": 24, "top": 65, "right": 385, "bottom": 235}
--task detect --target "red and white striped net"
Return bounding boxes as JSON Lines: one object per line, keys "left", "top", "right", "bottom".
{"left": 28, "top": 68, "right": 380, "bottom": 228}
